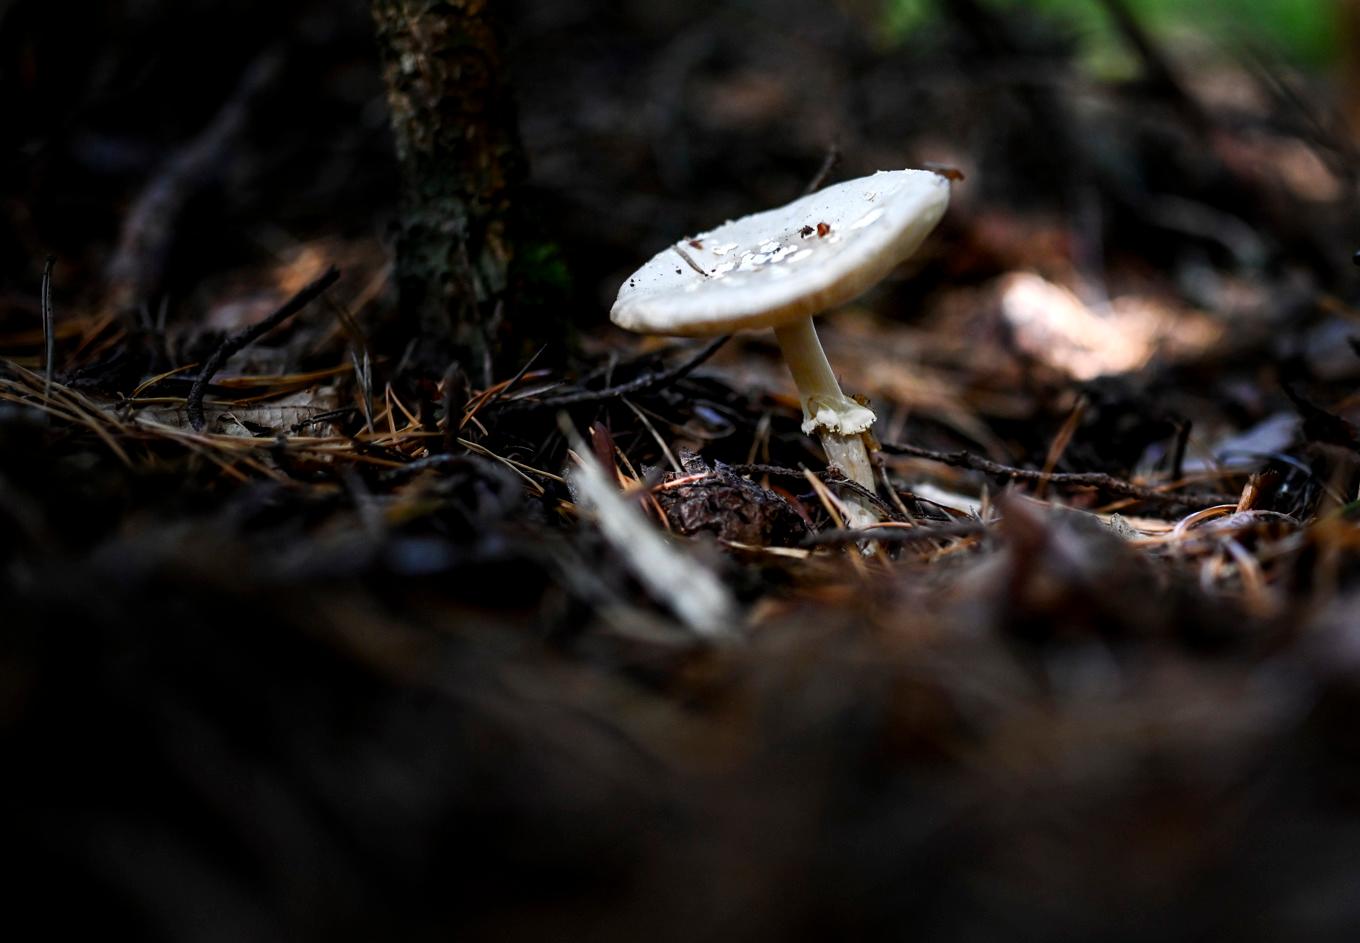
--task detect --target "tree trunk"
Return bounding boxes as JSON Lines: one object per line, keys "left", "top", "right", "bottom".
{"left": 369, "top": 0, "right": 523, "bottom": 384}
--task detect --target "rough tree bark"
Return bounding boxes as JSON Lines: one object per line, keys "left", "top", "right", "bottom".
{"left": 369, "top": 0, "right": 524, "bottom": 384}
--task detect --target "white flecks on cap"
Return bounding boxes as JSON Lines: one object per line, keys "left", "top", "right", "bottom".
{"left": 610, "top": 169, "right": 950, "bottom": 337}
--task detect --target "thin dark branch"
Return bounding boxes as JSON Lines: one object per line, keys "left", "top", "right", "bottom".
{"left": 375, "top": 452, "right": 465, "bottom": 485}
{"left": 41, "top": 255, "right": 55, "bottom": 398}
{"left": 442, "top": 361, "right": 470, "bottom": 452}
{"left": 728, "top": 462, "right": 815, "bottom": 480}
{"left": 1282, "top": 382, "right": 1360, "bottom": 453}
{"left": 727, "top": 463, "right": 902, "bottom": 520}
{"left": 499, "top": 335, "right": 729, "bottom": 412}
{"left": 105, "top": 50, "right": 283, "bottom": 323}
{"left": 1093, "top": 0, "right": 1206, "bottom": 128}
{"left": 479, "top": 344, "right": 547, "bottom": 412}
{"left": 1170, "top": 419, "right": 1191, "bottom": 483}
{"left": 187, "top": 266, "right": 341, "bottom": 431}
{"left": 879, "top": 441, "right": 1239, "bottom": 507}
{"left": 289, "top": 406, "right": 361, "bottom": 434}
{"left": 1244, "top": 49, "right": 1358, "bottom": 184}
{"left": 822, "top": 474, "right": 904, "bottom": 522}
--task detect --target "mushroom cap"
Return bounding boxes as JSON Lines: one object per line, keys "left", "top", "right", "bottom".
{"left": 610, "top": 169, "right": 950, "bottom": 337}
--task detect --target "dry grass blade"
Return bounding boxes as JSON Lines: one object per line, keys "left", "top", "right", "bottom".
{"left": 1, "top": 362, "right": 133, "bottom": 466}
{"left": 1036, "top": 395, "right": 1086, "bottom": 500}
{"left": 623, "top": 397, "right": 682, "bottom": 474}
{"left": 803, "top": 468, "right": 848, "bottom": 530}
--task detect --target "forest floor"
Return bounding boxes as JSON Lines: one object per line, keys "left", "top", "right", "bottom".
{"left": 5, "top": 1, "right": 1360, "bottom": 940}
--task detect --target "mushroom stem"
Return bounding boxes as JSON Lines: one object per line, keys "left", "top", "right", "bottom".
{"left": 773, "top": 317, "right": 880, "bottom": 529}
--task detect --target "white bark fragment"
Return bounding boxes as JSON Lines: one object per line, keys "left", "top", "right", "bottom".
{"left": 565, "top": 433, "right": 738, "bottom": 640}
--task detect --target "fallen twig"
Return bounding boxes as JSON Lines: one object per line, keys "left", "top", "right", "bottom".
{"left": 104, "top": 50, "right": 283, "bottom": 323}
{"left": 728, "top": 460, "right": 904, "bottom": 533}
{"left": 823, "top": 474, "right": 908, "bottom": 522}
{"left": 41, "top": 255, "right": 55, "bottom": 398}
{"left": 727, "top": 462, "right": 810, "bottom": 479}
{"left": 186, "top": 266, "right": 341, "bottom": 430}
{"left": 476, "top": 344, "right": 547, "bottom": 414}
{"left": 1094, "top": 0, "right": 1206, "bottom": 128}
{"left": 880, "top": 441, "right": 1239, "bottom": 508}
{"left": 497, "top": 335, "right": 729, "bottom": 412}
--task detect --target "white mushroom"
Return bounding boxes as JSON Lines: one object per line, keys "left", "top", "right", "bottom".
{"left": 611, "top": 169, "right": 950, "bottom": 529}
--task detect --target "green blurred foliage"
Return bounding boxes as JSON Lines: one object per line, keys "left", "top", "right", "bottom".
{"left": 883, "top": 0, "right": 1335, "bottom": 69}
